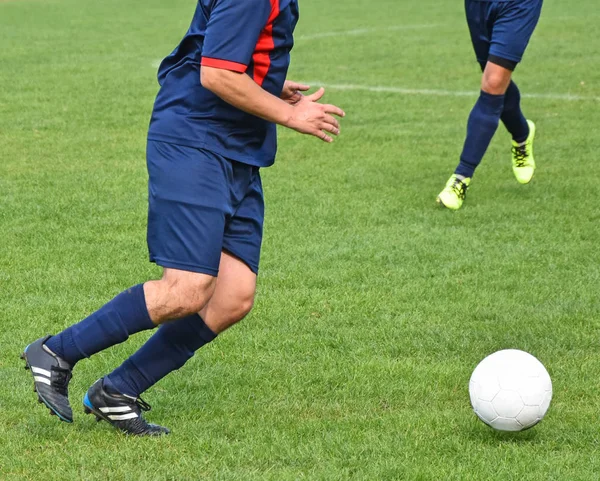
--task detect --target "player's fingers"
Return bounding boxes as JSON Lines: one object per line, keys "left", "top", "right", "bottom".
{"left": 320, "top": 122, "right": 340, "bottom": 136}
{"left": 322, "top": 104, "right": 345, "bottom": 118}
{"left": 311, "top": 128, "right": 332, "bottom": 143}
{"left": 287, "top": 92, "right": 302, "bottom": 104}
{"left": 322, "top": 114, "right": 340, "bottom": 130}
{"left": 288, "top": 81, "right": 310, "bottom": 91}
{"left": 306, "top": 87, "right": 325, "bottom": 102}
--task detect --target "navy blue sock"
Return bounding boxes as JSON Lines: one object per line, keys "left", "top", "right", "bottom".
{"left": 104, "top": 314, "right": 217, "bottom": 398}
{"left": 501, "top": 81, "right": 530, "bottom": 143}
{"left": 45, "top": 284, "right": 156, "bottom": 365}
{"left": 455, "top": 90, "right": 506, "bottom": 178}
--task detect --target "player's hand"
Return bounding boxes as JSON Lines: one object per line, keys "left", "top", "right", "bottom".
{"left": 286, "top": 87, "right": 345, "bottom": 143}
{"left": 281, "top": 80, "right": 310, "bottom": 105}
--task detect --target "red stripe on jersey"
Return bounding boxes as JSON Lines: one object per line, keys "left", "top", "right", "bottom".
{"left": 201, "top": 57, "right": 248, "bottom": 73}
{"left": 252, "top": 0, "right": 280, "bottom": 87}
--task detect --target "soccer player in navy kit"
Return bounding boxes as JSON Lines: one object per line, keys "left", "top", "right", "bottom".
{"left": 437, "top": 0, "right": 543, "bottom": 210}
{"left": 22, "top": 0, "right": 344, "bottom": 436}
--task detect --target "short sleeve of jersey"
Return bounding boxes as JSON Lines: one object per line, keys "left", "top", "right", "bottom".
{"left": 201, "top": 0, "right": 272, "bottom": 73}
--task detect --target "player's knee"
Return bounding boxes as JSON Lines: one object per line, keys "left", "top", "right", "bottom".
{"left": 481, "top": 72, "right": 509, "bottom": 95}
{"left": 184, "top": 283, "right": 217, "bottom": 314}
{"left": 226, "top": 293, "right": 255, "bottom": 325}
{"left": 237, "top": 295, "right": 255, "bottom": 320}
{"left": 161, "top": 272, "right": 216, "bottom": 316}
{"left": 182, "top": 293, "right": 213, "bottom": 315}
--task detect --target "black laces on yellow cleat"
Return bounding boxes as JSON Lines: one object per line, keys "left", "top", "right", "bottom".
{"left": 450, "top": 178, "right": 468, "bottom": 200}
{"left": 512, "top": 144, "right": 528, "bottom": 167}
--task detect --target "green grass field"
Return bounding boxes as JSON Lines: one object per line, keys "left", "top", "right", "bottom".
{"left": 2, "top": 0, "right": 600, "bottom": 479}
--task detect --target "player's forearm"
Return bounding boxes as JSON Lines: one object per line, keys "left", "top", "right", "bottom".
{"left": 201, "top": 67, "right": 294, "bottom": 127}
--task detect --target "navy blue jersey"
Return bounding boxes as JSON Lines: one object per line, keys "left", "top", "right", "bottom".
{"left": 148, "top": 0, "right": 299, "bottom": 167}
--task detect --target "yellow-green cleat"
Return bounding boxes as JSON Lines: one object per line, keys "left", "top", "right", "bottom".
{"left": 436, "top": 175, "right": 471, "bottom": 211}
{"left": 511, "top": 120, "right": 536, "bottom": 184}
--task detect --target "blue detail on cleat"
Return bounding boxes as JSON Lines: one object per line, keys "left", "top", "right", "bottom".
{"left": 83, "top": 393, "right": 94, "bottom": 411}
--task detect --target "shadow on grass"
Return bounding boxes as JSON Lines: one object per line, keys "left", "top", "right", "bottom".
{"left": 466, "top": 421, "right": 541, "bottom": 446}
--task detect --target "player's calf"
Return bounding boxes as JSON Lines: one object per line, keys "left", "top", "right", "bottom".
{"left": 21, "top": 336, "right": 74, "bottom": 423}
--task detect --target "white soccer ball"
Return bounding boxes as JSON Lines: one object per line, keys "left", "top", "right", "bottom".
{"left": 469, "top": 349, "right": 552, "bottom": 432}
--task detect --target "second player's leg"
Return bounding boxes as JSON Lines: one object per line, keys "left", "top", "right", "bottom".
{"left": 487, "top": 0, "right": 543, "bottom": 183}
{"left": 453, "top": 61, "right": 513, "bottom": 179}
{"left": 460, "top": 60, "right": 516, "bottom": 180}
{"left": 437, "top": 0, "right": 541, "bottom": 209}
{"left": 437, "top": 63, "right": 509, "bottom": 210}
{"left": 476, "top": 60, "right": 529, "bottom": 145}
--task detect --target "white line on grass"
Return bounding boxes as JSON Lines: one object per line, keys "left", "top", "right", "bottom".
{"left": 296, "top": 24, "right": 439, "bottom": 41}
{"left": 303, "top": 82, "right": 600, "bottom": 102}
{"left": 145, "top": 64, "right": 599, "bottom": 102}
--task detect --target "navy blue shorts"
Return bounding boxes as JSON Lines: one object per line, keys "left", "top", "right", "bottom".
{"left": 146, "top": 140, "right": 264, "bottom": 276}
{"left": 466, "top": 0, "right": 543, "bottom": 70}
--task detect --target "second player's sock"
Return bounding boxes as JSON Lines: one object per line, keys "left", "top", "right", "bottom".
{"left": 455, "top": 90, "right": 506, "bottom": 178}
{"left": 501, "top": 81, "right": 530, "bottom": 143}
{"left": 104, "top": 314, "right": 217, "bottom": 398}
{"left": 44, "top": 284, "right": 156, "bottom": 365}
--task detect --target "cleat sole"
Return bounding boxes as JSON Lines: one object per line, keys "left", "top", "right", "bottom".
{"left": 22, "top": 352, "right": 30, "bottom": 370}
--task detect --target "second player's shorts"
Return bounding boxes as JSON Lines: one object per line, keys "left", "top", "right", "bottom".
{"left": 466, "top": 0, "right": 543, "bottom": 70}
{"left": 146, "top": 140, "right": 264, "bottom": 276}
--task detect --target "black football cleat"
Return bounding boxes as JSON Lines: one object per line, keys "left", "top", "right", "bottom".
{"left": 21, "top": 336, "right": 74, "bottom": 423}
{"left": 83, "top": 379, "right": 170, "bottom": 436}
